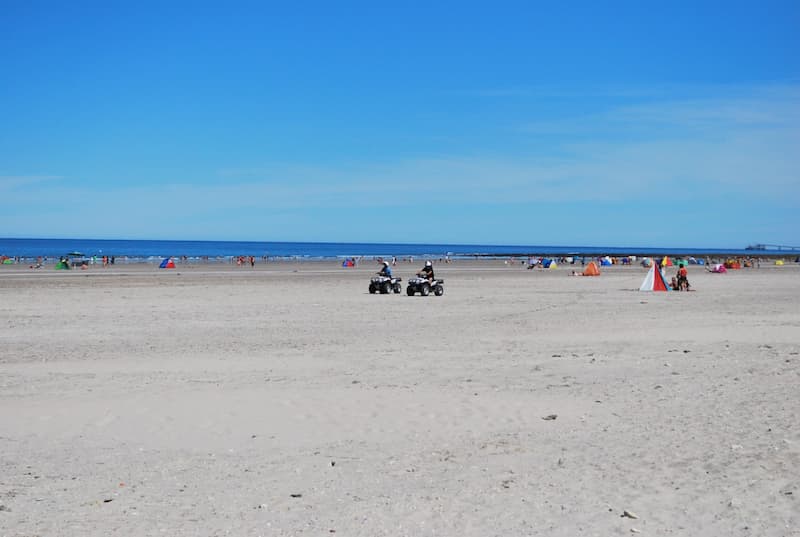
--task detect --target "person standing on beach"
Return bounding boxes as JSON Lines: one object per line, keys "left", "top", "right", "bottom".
{"left": 677, "top": 264, "right": 689, "bottom": 290}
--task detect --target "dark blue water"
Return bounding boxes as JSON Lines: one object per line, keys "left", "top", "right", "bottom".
{"left": 0, "top": 237, "right": 778, "bottom": 261}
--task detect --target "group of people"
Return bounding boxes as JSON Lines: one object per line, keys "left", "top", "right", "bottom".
{"left": 377, "top": 260, "right": 435, "bottom": 282}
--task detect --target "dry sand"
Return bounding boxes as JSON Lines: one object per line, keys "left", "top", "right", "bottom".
{"left": 1, "top": 261, "right": 798, "bottom": 536}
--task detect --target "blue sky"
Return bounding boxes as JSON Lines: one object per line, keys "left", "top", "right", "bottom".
{"left": 1, "top": 1, "right": 798, "bottom": 248}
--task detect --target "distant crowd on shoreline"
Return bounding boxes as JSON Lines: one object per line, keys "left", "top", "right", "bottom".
{"left": 1, "top": 252, "right": 798, "bottom": 270}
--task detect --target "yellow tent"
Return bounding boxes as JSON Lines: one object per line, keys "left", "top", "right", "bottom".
{"left": 775, "top": 260, "right": 784, "bottom": 266}
{"left": 549, "top": 261, "right": 558, "bottom": 269}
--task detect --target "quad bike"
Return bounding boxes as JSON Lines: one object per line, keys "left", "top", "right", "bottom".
{"left": 406, "top": 276, "right": 444, "bottom": 296}
{"left": 369, "top": 275, "right": 402, "bottom": 294}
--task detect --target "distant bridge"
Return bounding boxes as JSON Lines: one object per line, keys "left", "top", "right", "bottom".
{"left": 746, "top": 244, "right": 800, "bottom": 252}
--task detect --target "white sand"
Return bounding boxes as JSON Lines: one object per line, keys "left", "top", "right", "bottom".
{"left": 1, "top": 261, "right": 798, "bottom": 536}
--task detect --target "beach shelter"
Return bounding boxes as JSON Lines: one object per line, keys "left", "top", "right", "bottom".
{"left": 775, "top": 260, "right": 784, "bottom": 266}
{"left": 548, "top": 260, "right": 558, "bottom": 269}
{"left": 583, "top": 261, "right": 601, "bottom": 276}
{"left": 641, "top": 257, "right": 653, "bottom": 267}
{"left": 55, "top": 260, "right": 70, "bottom": 270}
{"left": 710, "top": 264, "right": 727, "bottom": 273}
{"left": 159, "top": 257, "right": 176, "bottom": 269}
{"left": 661, "top": 256, "right": 673, "bottom": 267}
{"left": 600, "top": 256, "right": 612, "bottom": 266}
{"left": 676, "top": 259, "right": 688, "bottom": 268}
{"left": 639, "top": 264, "right": 670, "bottom": 292}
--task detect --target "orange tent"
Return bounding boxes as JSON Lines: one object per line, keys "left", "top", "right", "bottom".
{"left": 583, "top": 261, "right": 600, "bottom": 276}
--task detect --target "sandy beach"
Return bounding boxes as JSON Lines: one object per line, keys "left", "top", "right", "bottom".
{"left": 1, "top": 260, "right": 798, "bottom": 536}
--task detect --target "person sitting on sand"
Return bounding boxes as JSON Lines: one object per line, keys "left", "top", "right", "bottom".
{"left": 377, "top": 261, "right": 392, "bottom": 278}
{"left": 417, "top": 260, "right": 434, "bottom": 282}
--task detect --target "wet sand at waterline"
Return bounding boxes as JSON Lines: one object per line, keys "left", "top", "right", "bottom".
{"left": 1, "top": 261, "right": 798, "bottom": 536}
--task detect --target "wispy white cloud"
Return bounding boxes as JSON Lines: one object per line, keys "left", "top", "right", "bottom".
{"left": 521, "top": 84, "right": 800, "bottom": 135}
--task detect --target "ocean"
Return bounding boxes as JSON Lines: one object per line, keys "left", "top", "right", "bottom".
{"left": 0, "top": 237, "right": 776, "bottom": 263}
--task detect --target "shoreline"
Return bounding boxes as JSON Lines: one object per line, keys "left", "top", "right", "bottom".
{"left": 2, "top": 251, "right": 797, "bottom": 270}
{"left": 0, "top": 257, "right": 800, "bottom": 277}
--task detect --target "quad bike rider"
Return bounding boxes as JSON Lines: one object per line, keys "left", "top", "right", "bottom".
{"left": 369, "top": 261, "right": 402, "bottom": 294}
{"left": 406, "top": 260, "right": 444, "bottom": 296}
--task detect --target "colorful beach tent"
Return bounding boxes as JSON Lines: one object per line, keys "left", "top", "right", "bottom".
{"left": 661, "top": 256, "right": 673, "bottom": 267}
{"left": 583, "top": 261, "right": 601, "bottom": 276}
{"left": 159, "top": 258, "right": 176, "bottom": 269}
{"left": 710, "top": 264, "right": 727, "bottom": 273}
{"left": 55, "top": 260, "right": 70, "bottom": 270}
{"left": 640, "top": 264, "right": 670, "bottom": 292}
{"left": 775, "top": 260, "right": 784, "bottom": 266}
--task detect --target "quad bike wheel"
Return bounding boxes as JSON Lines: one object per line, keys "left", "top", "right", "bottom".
{"left": 434, "top": 285, "right": 444, "bottom": 296}
{"left": 381, "top": 281, "right": 392, "bottom": 294}
{"left": 406, "top": 286, "right": 415, "bottom": 296}
{"left": 369, "top": 284, "right": 377, "bottom": 294}
{"left": 420, "top": 283, "right": 430, "bottom": 296}
{"left": 393, "top": 283, "right": 402, "bottom": 293}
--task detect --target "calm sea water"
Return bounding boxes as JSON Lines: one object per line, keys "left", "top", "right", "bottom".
{"left": 0, "top": 237, "right": 771, "bottom": 262}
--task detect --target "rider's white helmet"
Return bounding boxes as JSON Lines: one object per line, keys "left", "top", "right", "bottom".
{"left": 425, "top": 261, "right": 432, "bottom": 266}
{"left": 383, "top": 261, "right": 389, "bottom": 266}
